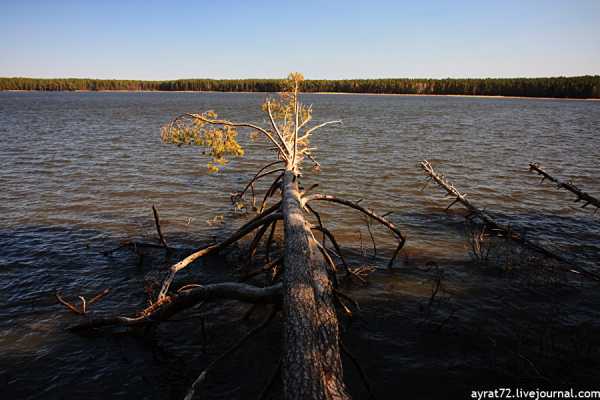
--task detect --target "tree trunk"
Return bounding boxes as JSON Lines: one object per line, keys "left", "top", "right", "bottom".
{"left": 281, "top": 169, "right": 350, "bottom": 400}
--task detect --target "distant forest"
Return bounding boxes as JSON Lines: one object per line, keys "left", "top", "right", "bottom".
{"left": 1, "top": 76, "right": 599, "bottom": 98}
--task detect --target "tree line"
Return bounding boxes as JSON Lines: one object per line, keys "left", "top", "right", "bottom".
{"left": 1, "top": 76, "right": 599, "bottom": 98}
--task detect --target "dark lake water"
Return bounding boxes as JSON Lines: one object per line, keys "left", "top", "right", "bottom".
{"left": 1, "top": 92, "right": 599, "bottom": 399}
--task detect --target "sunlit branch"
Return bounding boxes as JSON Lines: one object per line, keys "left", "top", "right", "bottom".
{"left": 182, "top": 113, "right": 289, "bottom": 160}
{"left": 292, "top": 98, "right": 300, "bottom": 167}
{"left": 298, "top": 120, "right": 342, "bottom": 142}
{"left": 266, "top": 100, "right": 291, "bottom": 155}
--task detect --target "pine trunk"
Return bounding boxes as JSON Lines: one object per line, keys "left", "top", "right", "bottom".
{"left": 281, "top": 169, "right": 350, "bottom": 400}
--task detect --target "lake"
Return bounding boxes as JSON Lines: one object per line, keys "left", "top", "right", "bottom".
{"left": 1, "top": 92, "right": 599, "bottom": 399}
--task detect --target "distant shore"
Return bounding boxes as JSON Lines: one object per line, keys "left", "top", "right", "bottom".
{"left": 3, "top": 89, "right": 599, "bottom": 101}
{"left": 2, "top": 76, "right": 598, "bottom": 99}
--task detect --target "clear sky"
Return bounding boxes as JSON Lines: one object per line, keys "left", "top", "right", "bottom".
{"left": 1, "top": 0, "right": 598, "bottom": 79}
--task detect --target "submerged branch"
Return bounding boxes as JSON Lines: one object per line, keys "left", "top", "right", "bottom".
{"left": 303, "top": 194, "right": 406, "bottom": 268}
{"left": 529, "top": 162, "right": 600, "bottom": 213}
{"left": 420, "top": 160, "right": 600, "bottom": 281}
{"left": 158, "top": 211, "right": 283, "bottom": 300}
{"left": 68, "top": 283, "right": 282, "bottom": 332}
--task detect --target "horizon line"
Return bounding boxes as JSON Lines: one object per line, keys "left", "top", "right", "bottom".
{"left": 2, "top": 74, "right": 599, "bottom": 81}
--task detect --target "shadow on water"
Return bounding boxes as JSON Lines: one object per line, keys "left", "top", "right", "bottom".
{"left": 1, "top": 213, "right": 599, "bottom": 399}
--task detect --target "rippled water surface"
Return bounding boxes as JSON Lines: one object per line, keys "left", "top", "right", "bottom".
{"left": 1, "top": 92, "right": 599, "bottom": 398}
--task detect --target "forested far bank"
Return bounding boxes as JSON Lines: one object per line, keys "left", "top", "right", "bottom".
{"left": 1, "top": 76, "right": 599, "bottom": 98}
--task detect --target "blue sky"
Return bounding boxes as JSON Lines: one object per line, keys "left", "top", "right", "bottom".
{"left": 0, "top": 0, "right": 598, "bottom": 79}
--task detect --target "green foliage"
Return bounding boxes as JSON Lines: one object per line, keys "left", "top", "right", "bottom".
{"left": 160, "top": 111, "right": 244, "bottom": 172}
{"left": 1, "top": 76, "right": 599, "bottom": 98}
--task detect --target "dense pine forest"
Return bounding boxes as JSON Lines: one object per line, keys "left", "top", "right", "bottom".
{"left": 1, "top": 75, "right": 599, "bottom": 98}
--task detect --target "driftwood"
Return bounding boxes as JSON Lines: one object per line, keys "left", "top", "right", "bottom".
{"left": 59, "top": 74, "right": 407, "bottom": 399}
{"left": 529, "top": 163, "right": 600, "bottom": 213}
{"left": 419, "top": 160, "right": 600, "bottom": 281}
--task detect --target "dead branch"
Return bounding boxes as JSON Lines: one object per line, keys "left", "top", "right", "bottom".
{"left": 303, "top": 194, "right": 406, "bottom": 268}
{"left": 310, "top": 225, "right": 349, "bottom": 271}
{"left": 265, "top": 219, "right": 278, "bottom": 262}
{"left": 305, "top": 203, "right": 325, "bottom": 247}
{"left": 247, "top": 221, "right": 276, "bottom": 266}
{"left": 68, "top": 282, "right": 282, "bottom": 332}
{"left": 232, "top": 167, "right": 285, "bottom": 205}
{"left": 158, "top": 212, "right": 283, "bottom": 300}
{"left": 297, "top": 120, "right": 342, "bottom": 143}
{"left": 529, "top": 163, "right": 600, "bottom": 213}
{"left": 56, "top": 288, "right": 111, "bottom": 315}
{"left": 364, "top": 216, "right": 377, "bottom": 259}
{"left": 259, "top": 174, "right": 284, "bottom": 213}
{"left": 420, "top": 160, "right": 600, "bottom": 281}
{"left": 266, "top": 100, "right": 291, "bottom": 154}
{"left": 152, "top": 204, "right": 169, "bottom": 249}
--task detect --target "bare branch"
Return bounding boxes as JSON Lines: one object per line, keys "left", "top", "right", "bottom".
{"left": 303, "top": 194, "right": 406, "bottom": 268}
{"left": 69, "top": 283, "right": 282, "bottom": 332}
{"left": 420, "top": 160, "right": 600, "bottom": 281}
{"left": 233, "top": 168, "right": 285, "bottom": 204}
{"left": 152, "top": 204, "right": 169, "bottom": 249}
{"left": 266, "top": 100, "right": 291, "bottom": 155}
{"left": 158, "top": 211, "right": 283, "bottom": 300}
{"left": 529, "top": 162, "right": 600, "bottom": 213}
{"left": 298, "top": 120, "right": 342, "bottom": 142}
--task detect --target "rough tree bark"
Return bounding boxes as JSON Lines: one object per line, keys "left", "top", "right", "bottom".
{"left": 281, "top": 169, "right": 350, "bottom": 400}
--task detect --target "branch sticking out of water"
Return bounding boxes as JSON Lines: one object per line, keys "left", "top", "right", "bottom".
{"left": 528, "top": 163, "right": 600, "bottom": 214}
{"left": 419, "top": 160, "right": 600, "bottom": 282}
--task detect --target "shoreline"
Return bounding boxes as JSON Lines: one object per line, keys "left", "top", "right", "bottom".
{"left": 2, "top": 89, "right": 599, "bottom": 101}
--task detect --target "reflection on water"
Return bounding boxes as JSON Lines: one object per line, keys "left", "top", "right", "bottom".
{"left": 1, "top": 92, "right": 599, "bottom": 398}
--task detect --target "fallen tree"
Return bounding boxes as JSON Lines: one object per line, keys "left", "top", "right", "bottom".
{"left": 59, "top": 73, "right": 406, "bottom": 399}
{"left": 419, "top": 160, "right": 600, "bottom": 281}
